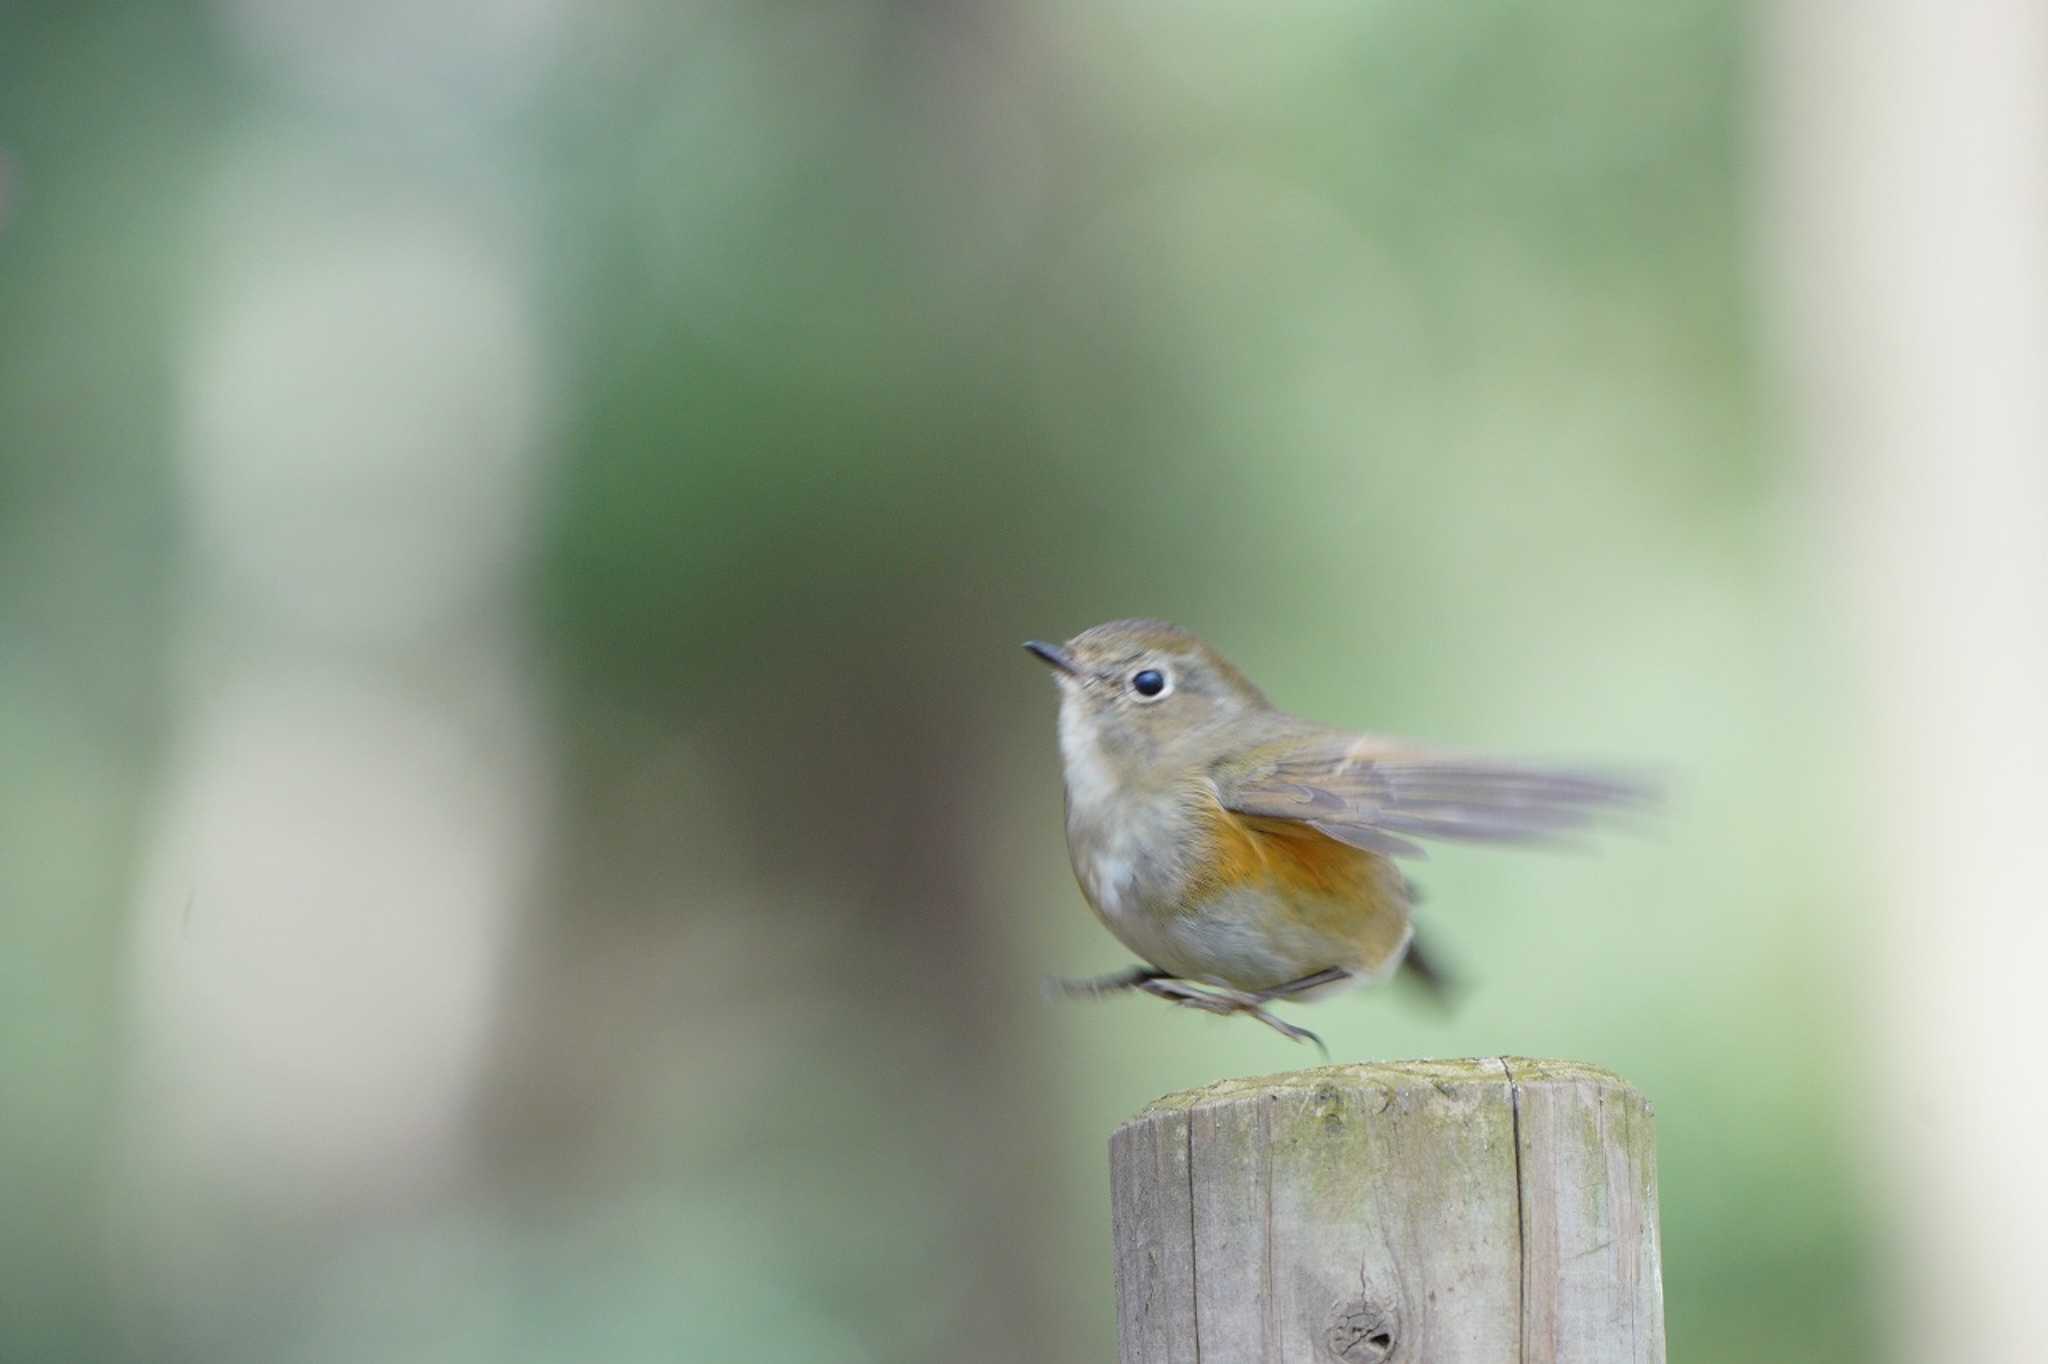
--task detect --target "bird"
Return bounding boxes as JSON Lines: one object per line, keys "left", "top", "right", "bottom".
{"left": 1025, "top": 618, "right": 1649, "bottom": 1053}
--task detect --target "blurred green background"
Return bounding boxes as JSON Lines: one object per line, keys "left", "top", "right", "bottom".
{"left": 2, "top": 2, "right": 1876, "bottom": 1361}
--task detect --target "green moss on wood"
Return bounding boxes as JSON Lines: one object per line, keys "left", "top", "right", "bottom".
{"left": 1125, "top": 1056, "right": 1636, "bottom": 1128}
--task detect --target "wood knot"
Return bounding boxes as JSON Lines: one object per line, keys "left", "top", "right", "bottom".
{"left": 1324, "top": 1293, "right": 1398, "bottom": 1362}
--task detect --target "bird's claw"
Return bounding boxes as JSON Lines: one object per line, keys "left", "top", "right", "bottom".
{"left": 1134, "top": 977, "right": 1328, "bottom": 1057}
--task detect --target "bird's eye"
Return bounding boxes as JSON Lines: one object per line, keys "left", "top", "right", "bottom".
{"left": 1131, "top": 668, "right": 1168, "bottom": 698}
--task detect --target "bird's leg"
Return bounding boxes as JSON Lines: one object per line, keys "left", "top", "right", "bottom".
{"left": 1050, "top": 967, "right": 1331, "bottom": 1057}
{"left": 1135, "top": 977, "right": 1328, "bottom": 1059}
{"left": 1256, "top": 966, "right": 1353, "bottom": 1001}
{"left": 1045, "top": 965, "right": 1168, "bottom": 1000}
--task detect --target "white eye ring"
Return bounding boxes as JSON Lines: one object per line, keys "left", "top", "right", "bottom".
{"left": 1129, "top": 667, "right": 1171, "bottom": 701}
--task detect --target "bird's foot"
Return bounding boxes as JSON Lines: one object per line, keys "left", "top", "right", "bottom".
{"left": 1135, "top": 977, "right": 1328, "bottom": 1059}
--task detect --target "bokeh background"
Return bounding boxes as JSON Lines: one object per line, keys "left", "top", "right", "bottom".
{"left": 6, "top": 2, "right": 2044, "bottom": 1361}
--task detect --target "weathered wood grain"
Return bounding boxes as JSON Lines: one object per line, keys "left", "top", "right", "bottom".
{"left": 1109, "top": 1058, "right": 1664, "bottom": 1363}
{"left": 1110, "top": 1102, "right": 1200, "bottom": 1364}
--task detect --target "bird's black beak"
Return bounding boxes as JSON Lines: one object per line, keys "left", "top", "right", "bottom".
{"left": 1023, "top": 640, "right": 1082, "bottom": 677}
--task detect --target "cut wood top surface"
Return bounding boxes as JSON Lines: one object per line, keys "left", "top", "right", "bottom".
{"left": 1127, "top": 1056, "right": 1639, "bottom": 1120}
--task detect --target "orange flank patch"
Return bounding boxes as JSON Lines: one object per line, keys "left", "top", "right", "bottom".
{"left": 1190, "top": 799, "right": 1386, "bottom": 901}
{"left": 1186, "top": 794, "right": 1412, "bottom": 974}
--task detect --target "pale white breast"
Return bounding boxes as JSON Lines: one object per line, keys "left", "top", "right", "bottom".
{"left": 1056, "top": 695, "right": 1195, "bottom": 966}
{"left": 1055, "top": 695, "right": 1121, "bottom": 818}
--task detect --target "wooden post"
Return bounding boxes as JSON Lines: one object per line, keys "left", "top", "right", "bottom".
{"left": 1110, "top": 1058, "right": 1664, "bottom": 1364}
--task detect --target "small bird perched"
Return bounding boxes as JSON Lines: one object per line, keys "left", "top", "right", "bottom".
{"left": 1026, "top": 619, "right": 1649, "bottom": 1053}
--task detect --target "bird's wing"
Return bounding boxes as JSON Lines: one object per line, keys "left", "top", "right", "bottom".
{"left": 1213, "top": 731, "right": 1654, "bottom": 860}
